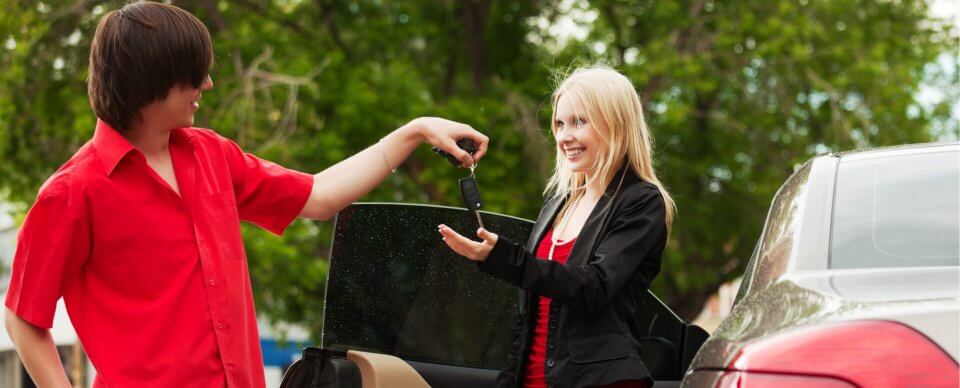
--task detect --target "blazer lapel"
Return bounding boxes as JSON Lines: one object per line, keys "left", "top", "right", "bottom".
{"left": 525, "top": 196, "right": 565, "bottom": 253}
{"left": 565, "top": 193, "right": 613, "bottom": 268}
{"left": 521, "top": 196, "right": 565, "bottom": 321}
{"left": 566, "top": 167, "right": 636, "bottom": 267}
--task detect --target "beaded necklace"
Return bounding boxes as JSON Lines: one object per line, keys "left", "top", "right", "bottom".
{"left": 548, "top": 193, "right": 582, "bottom": 261}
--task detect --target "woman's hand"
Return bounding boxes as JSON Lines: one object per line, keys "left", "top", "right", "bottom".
{"left": 438, "top": 224, "right": 498, "bottom": 262}
{"left": 411, "top": 117, "right": 489, "bottom": 167}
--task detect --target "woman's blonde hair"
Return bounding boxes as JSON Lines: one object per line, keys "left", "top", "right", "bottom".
{"left": 544, "top": 65, "right": 676, "bottom": 229}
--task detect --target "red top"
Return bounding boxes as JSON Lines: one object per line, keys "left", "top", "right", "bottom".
{"left": 523, "top": 229, "right": 650, "bottom": 388}
{"left": 524, "top": 228, "right": 576, "bottom": 388}
{"left": 5, "top": 120, "right": 313, "bottom": 387}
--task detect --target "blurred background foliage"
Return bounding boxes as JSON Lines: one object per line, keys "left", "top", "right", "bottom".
{"left": 0, "top": 0, "right": 956, "bottom": 338}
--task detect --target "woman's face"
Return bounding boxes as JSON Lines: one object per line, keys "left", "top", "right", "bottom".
{"left": 554, "top": 92, "right": 602, "bottom": 173}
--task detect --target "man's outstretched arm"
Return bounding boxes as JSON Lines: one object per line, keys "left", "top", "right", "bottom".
{"left": 4, "top": 307, "right": 72, "bottom": 387}
{"left": 299, "top": 117, "right": 488, "bottom": 220}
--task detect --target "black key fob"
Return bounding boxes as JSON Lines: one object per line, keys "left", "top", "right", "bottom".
{"left": 459, "top": 176, "right": 484, "bottom": 211}
{"left": 456, "top": 138, "right": 477, "bottom": 154}
{"left": 432, "top": 139, "right": 477, "bottom": 167}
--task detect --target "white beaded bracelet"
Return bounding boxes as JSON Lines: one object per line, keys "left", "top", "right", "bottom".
{"left": 378, "top": 138, "right": 397, "bottom": 173}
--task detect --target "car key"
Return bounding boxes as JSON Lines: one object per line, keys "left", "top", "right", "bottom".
{"left": 432, "top": 139, "right": 477, "bottom": 167}
{"left": 432, "top": 139, "right": 485, "bottom": 229}
{"left": 460, "top": 172, "right": 485, "bottom": 230}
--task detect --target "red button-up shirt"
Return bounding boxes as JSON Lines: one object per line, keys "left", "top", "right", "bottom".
{"left": 5, "top": 120, "right": 313, "bottom": 387}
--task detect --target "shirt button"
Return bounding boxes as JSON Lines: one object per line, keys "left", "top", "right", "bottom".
{"left": 216, "top": 321, "right": 224, "bottom": 329}
{"left": 209, "top": 279, "right": 216, "bottom": 286}
{"left": 548, "top": 340, "right": 557, "bottom": 349}
{"left": 548, "top": 321, "right": 557, "bottom": 329}
{"left": 546, "top": 358, "right": 556, "bottom": 367}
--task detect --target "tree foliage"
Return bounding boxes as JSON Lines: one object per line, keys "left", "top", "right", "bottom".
{"left": 1, "top": 0, "right": 956, "bottom": 335}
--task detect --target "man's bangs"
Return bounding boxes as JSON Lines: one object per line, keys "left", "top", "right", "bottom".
{"left": 162, "top": 6, "right": 213, "bottom": 89}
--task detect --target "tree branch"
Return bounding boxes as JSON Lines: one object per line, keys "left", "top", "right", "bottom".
{"left": 458, "top": 0, "right": 491, "bottom": 94}
{"left": 231, "top": 0, "right": 314, "bottom": 40}
{"left": 316, "top": 0, "right": 352, "bottom": 60}
{"left": 599, "top": 2, "right": 626, "bottom": 65}
{"left": 403, "top": 156, "right": 444, "bottom": 202}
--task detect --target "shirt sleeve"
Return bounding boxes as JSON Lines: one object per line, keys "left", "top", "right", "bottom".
{"left": 4, "top": 175, "right": 91, "bottom": 328}
{"left": 218, "top": 136, "right": 314, "bottom": 236}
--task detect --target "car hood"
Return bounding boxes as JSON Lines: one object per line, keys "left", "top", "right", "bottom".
{"left": 688, "top": 266, "right": 959, "bottom": 371}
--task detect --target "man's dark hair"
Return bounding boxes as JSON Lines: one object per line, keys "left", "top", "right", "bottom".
{"left": 88, "top": 1, "right": 213, "bottom": 132}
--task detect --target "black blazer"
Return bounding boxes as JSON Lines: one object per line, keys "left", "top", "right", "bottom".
{"left": 478, "top": 167, "right": 668, "bottom": 388}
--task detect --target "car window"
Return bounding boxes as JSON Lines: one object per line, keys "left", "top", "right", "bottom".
{"left": 830, "top": 150, "right": 959, "bottom": 269}
{"left": 322, "top": 203, "right": 533, "bottom": 370}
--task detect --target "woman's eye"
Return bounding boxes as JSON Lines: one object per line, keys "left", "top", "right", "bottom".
{"left": 574, "top": 117, "right": 586, "bottom": 127}
{"left": 555, "top": 120, "right": 565, "bottom": 128}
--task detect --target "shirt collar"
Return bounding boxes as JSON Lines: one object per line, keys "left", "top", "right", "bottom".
{"left": 92, "top": 119, "right": 136, "bottom": 175}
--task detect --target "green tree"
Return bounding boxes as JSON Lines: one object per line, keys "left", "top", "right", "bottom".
{"left": 574, "top": 0, "right": 957, "bottom": 317}
{"left": 0, "top": 0, "right": 955, "bottom": 336}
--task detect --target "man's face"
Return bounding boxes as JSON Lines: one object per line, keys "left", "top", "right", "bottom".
{"left": 144, "top": 75, "right": 214, "bottom": 130}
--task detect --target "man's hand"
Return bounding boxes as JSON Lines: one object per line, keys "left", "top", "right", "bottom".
{"left": 413, "top": 117, "right": 489, "bottom": 167}
{"left": 299, "top": 117, "right": 489, "bottom": 221}
{"left": 438, "top": 224, "right": 498, "bottom": 262}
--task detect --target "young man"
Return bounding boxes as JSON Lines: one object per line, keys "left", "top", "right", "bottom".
{"left": 3, "top": 2, "right": 488, "bottom": 387}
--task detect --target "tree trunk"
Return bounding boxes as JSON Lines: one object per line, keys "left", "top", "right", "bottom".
{"left": 458, "top": 0, "right": 491, "bottom": 94}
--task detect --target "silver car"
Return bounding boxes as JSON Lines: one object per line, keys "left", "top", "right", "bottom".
{"left": 682, "top": 142, "right": 959, "bottom": 387}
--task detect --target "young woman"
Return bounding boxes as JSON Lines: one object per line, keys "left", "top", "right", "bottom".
{"left": 439, "top": 66, "right": 676, "bottom": 388}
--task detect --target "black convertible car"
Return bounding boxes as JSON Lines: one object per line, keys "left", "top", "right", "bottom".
{"left": 281, "top": 203, "right": 707, "bottom": 388}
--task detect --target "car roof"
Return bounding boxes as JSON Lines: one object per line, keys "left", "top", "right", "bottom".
{"left": 833, "top": 141, "right": 958, "bottom": 159}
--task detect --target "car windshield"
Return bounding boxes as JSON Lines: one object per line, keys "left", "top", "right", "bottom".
{"left": 322, "top": 203, "right": 533, "bottom": 369}
{"left": 830, "top": 149, "right": 959, "bottom": 269}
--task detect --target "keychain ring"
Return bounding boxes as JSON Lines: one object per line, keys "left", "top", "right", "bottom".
{"left": 466, "top": 153, "right": 477, "bottom": 169}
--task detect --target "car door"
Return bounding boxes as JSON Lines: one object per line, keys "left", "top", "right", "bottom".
{"left": 293, "top": 203, "right": 705, "bottom": 388}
